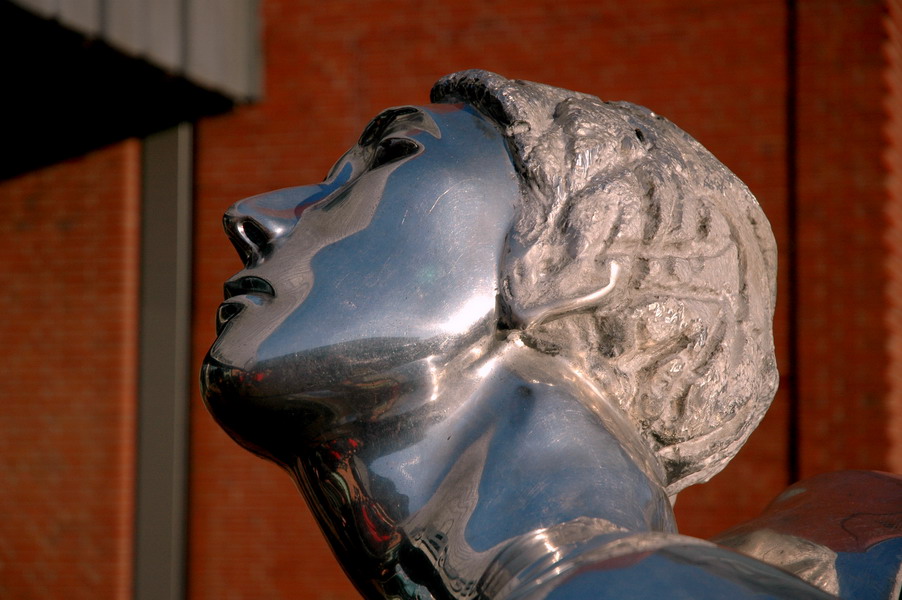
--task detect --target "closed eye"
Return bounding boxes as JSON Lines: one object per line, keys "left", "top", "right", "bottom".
{"left": 372, "top": 138, "right": 420, "bottom": 168}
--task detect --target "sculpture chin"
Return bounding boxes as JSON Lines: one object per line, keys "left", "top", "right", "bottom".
{"left": 200, "top": 356, "right": 324, "bottom": 465}
{"left": 201, "top": 332, "right": 461, "bottom": 466}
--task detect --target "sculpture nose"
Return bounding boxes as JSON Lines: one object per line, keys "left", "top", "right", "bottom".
{"left": 223, "top": 185, "right": 325, "bottom": 267}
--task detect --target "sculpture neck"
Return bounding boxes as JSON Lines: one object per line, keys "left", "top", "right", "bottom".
{"left": 292, "top": 343, "right": 675, "bottom": 599}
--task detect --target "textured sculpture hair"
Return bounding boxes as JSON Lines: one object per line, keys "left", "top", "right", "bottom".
{"left": 432, "top": 70, "right": 778, "bottom": 494}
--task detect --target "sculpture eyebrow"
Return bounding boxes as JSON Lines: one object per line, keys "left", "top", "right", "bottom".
{"left": 358, "top": 106, "right": 439, "bottom": 146}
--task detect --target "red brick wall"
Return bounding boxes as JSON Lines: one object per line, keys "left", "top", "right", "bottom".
{"left": 0, "top": 142, "right": 140, "bottom": 599}
{"left": 795, "top": 0, "right": 891, "bottom": 478}
{"left": 189, "top": 0, "right": 795, "bottom": 594}
{"left": 888, "top": 0, "right": 902, "bottom": 474}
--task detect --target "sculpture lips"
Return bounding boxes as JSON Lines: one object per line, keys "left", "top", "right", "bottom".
{"left": 216, "top": 276, "right": 276, "bottom": 334}
{"left": 216, "top": 302, "right": 244, "bottom": 335}
{"left": 224, "top": 275, "right": 275, "bottom": 299}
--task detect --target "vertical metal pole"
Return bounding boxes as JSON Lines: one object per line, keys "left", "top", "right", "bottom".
{"left": 135, "top": 123, "right": 193, "bottom": 600}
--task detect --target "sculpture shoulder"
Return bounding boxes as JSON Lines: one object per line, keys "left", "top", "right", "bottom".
{"left": 485, "top": 531, "right": 834, "bottom": 600}
{"left": 713, "top": 470, "right": 902, "bottom": 600}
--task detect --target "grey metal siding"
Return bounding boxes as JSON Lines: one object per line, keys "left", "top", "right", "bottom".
{"left": 10, "top": 0, "right": 260, "bottom": 100}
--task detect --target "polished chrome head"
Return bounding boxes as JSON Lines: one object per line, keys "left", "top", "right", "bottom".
{"left": 201, "top": 71, "right": 783, "bottom": 599}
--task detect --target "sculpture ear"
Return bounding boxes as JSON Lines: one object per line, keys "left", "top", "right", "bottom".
{"left": 504, "top": 261, "right": 621, "bottom": 330}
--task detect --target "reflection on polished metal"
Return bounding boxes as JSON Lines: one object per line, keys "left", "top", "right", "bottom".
{"left": 202, "top": 71, "right": 899, "bottom": 599}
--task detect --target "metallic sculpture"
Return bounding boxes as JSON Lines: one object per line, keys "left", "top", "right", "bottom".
{"left": 202, "top": 71, "right": 901, "bottom": 599}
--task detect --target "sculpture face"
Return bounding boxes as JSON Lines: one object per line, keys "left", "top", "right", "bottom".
{"left": 202, "top": 104, "right": 519, "bottom": 460}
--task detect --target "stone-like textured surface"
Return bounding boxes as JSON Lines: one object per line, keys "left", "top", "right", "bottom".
{"left": 433, "top": 71, "right": 778, "bottom": 494}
